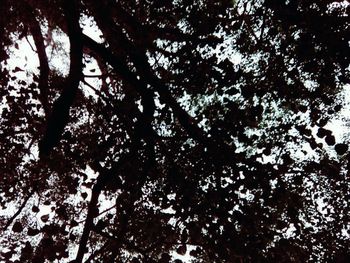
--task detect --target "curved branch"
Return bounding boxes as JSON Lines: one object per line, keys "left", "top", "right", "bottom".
{"left": 39, "top": 0, "right": 83, "bottom": 158}
{"left": 22, "top": 1, "right": 50, "bottom": 117}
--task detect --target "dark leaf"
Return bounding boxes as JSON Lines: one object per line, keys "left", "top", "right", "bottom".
{"left": 40, "top": 214, "right": 49, "bottom": 223}
{"left": 325, "top": 135, "right": 336, "bottom": 146}
{"left": 27, "top": 228, "right": 40, "bottom": 236}
{"left": 335, "top": 143, "right": 348, "bottom": 155}
{"left": 81, "top": 192, "right": 88, "bottom": 199}
{"left": 32, "top": 206, "right": 40, "bottom": 213}
{"left": 12, "top": 222, "right": 23, "bottom": 233}
{"left": 176, "top": 245, "right": 187, "bottom": 255}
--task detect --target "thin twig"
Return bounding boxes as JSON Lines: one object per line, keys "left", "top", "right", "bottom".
{"left": 83, "top": 74, "right": 103, "bottom": 78}
{"left": 3, "top": 190, "right": 35, "bottom": 231}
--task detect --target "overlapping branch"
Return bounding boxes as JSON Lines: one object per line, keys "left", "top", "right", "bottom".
{"left": 82, "top": 34, "right": 236, "bottom": 161}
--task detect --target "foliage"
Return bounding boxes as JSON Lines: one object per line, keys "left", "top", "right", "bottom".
{"left": 0, "top": 0, "right": 349, "bottom": 262}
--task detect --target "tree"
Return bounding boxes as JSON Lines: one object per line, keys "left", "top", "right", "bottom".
{"left": 0, "top": 0, "right": 349, "bottom": 262}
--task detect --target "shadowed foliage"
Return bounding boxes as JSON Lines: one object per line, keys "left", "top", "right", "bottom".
{"left": 0, "top": 0, "right": 349, "bottom": 262}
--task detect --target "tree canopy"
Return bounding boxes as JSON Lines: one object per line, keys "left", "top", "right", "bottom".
{"left": 0, "top": 0, "right": 349, "bottom": 262}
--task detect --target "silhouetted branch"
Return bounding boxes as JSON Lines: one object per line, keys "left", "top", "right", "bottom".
{"left": 73, "top": 177, "right": 103, "bottom": 263}
{"left": 39, "top": 0, "right": 83, "bottom": 158}
{"left": 83, "top": 74, "right": 103, "bottom": 78}
{"left": 82, "top": 2, "right": 236, "bottom": 159}
{"left": 23, "top": 1, "right": 50, "bottom": 117}
{"left": 74, "top": 149, "right": 137, "bottom": 263}
{"left": 82, "top": 34, "right": 236, "bottom": 161}
{"left": 3, "top": 190, "right": 34, "bottom": 231}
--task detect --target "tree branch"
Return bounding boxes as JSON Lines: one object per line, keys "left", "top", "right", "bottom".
{"left": 73, "top": 147, "right": 139, "bottom": 263}
{"left": 3, "top": 190, "right": 34, "bottom": 231}
{"left": 73, "top": 176, "right": 103, "bottom": 263}
{"left": 22, "top": 1, "right": 50, "bottom": 117}
{"left": 82, "top": 34, "right": 236, "bottom": 160}
{"left": 39, "top": 0, "right": 83, "bottom": 158}
{"left": 82, "top": 2, "right": 235, "bottom": 158}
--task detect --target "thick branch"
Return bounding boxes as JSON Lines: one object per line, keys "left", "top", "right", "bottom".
{"left": 39, "top": 0, "right": 83, "bottom": 158}
{"left": 73, "top": 177, "right": 103, "bottom": 263}
{"left": 73, "top": 150, "right": 136, "bottom": 263}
